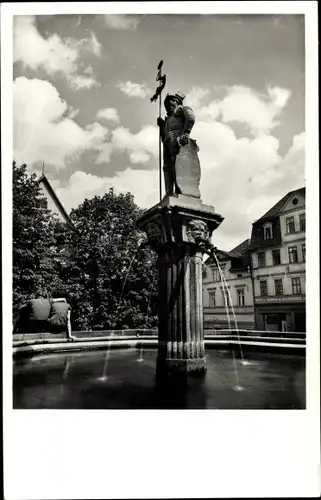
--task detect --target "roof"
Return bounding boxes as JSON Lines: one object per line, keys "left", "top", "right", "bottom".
{"left": 216, "top": 249, "right": 234, "bottom": 259}
{"left": 229, "top": 238, "right": 250, "bottom": 257}
{"left": 37, "top": 174, "right": 71, "bottom": 224}
{"left": 206, "top": 239, "right": 250, "bottom": 265}
{"left": 255, "top": 187, "right": 305, "bottom": 223}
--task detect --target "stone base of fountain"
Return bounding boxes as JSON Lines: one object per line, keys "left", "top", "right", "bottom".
{"left": 138, "top": 194, "right": 224, "bottom": 379}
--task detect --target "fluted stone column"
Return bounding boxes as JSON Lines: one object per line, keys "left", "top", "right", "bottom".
{"left": 137, "top": 195, "right": 223, "bottom": 377}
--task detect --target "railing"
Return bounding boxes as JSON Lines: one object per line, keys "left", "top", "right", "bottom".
{"left": 13, "top": 328, "right": 306, "bottom": 358}
{"left": 205, "top": 328, "right": 306, "bottom": 338}
{"left": 13, "top": 328, "right": 306, "bottom": 344}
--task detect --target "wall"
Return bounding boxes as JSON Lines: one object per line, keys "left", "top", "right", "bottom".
{"left": 250, "top": 198, "right": 306, "bottom": 332}
{"left": 203, "top": 259, "right": 255, "bottom": 330}
{"left": 280, "top": 204, "right": 305, "bottom": 243}
{"left": 251, "top": 203, "right": 306, "bottom": 302}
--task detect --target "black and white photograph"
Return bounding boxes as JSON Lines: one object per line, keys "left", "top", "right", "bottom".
{"left": 2, "top": 1, "right": 320, "bottom": 499}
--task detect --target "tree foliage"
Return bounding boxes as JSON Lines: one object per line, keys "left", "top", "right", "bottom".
{"left": 64, "top": 189, "right": 158, "bottom": 330}
{"left": 12, "top": 162, "right": 158, "bottom": 331}
{"left": 12, "top": 162, "right": 67, "bottom": 315}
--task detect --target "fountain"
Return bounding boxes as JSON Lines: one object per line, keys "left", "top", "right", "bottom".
{"left": 12, "top": 80, "right": 306, "bottom": 410}
{"left": 137, "top": 89, "right": 223, "bottom": 377}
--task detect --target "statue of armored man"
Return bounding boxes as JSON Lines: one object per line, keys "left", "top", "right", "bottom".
{"left": 157, "top": 91, "right": 201, "bottom": 199}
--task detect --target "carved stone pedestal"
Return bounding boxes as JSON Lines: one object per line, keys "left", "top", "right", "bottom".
{"left": 137, "top": 195, "right": 223, "bottom": 378}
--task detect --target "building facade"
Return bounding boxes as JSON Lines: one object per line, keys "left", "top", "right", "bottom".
{"left": 249, "top": 188, "right": 306, "bottom": 332}
{"left": 203, "top": 239, "right": 255, "bottom": 330}
{"left": 202, "top": 187, "right": 306, "bottom": 333}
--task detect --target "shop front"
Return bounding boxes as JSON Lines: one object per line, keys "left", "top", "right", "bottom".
{"left": 255, "top": 302, "right": 306, "bottom": 333}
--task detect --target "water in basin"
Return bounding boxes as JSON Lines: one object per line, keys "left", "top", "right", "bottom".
{"left": 13, "top": 347, "right": 305, "bottom": 409}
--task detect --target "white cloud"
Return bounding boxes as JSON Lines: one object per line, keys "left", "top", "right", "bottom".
{"left": 282, "top": 132, "right": 305, "bottom": 175}
{"left": 129, "top": 152, "right": 150, "bottom": 164}
{"left": 104, "top": 15, "right": 140, "bottom": 30}
{"left": 198, "top": 101, "right": 220, "bottom": 122}
{"left": 67, "top": 107, "right": 79, "bottom": 120}
{"left": 96, "top": 125, "right": 158, "bottom": 166}
{"left": 70, "top": 75, "right": 100, "bottom": 90}
{"left": 194, "top": 119, "right": 304, "bottom": 250}
{"left": 169, "top": 82, "right": 300, "bottom": 249}
{"left": 86, "top": 32, "right": 102, "bottom": 57}
{"left": 83, "top": 65, "right": 94, "bottom": 75}
{"left": 267, "top": 132, "right": 305, "bottom": 193}
{"left": 186, "top": 86, "right": 210, "bottom": 110}
{"left": 185, "top": 84, "right": 291, "bottom": 136}
{"left": 117, "top": 80, "right": 151, "bottom": 99}
{"left": 13, "top": 16, "right": 101, "bottom": 89}
{"left": 219, "top": 85, "right": 291, "bottom": 135}
{"left": 268, "top": 85, "right": 291, "bottom": 110}
{"left": 56, "top": 168, "right": 158, "bottom": 213}
{"left": 14, "top": 77, "right": 108, "bottom": 169}
{"left": 96, "top": 108, "right": 120, "bottom": 124}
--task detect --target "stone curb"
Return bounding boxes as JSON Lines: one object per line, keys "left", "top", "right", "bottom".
{"left": 13, "top": 337, "right": 305, "bottom": 359}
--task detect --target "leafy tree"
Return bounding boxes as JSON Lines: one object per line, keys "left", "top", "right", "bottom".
{"left": 12, "top": 163, "right": 158, "bottom": 331}
{"left": 63, "top": 189, "right": 158, "bottom": 330}
{"left": 12, "top": 162, "right": 67, "bottom": 318}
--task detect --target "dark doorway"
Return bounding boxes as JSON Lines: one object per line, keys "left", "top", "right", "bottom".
{"left": 294, "top": 311, "right": 306, "bottom": 332}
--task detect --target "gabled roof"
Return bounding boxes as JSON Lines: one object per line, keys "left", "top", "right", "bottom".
{"left": 229, "top": 238, "right": 250, "bottom": 257}
{"left": 216, "top": 249, "right": 234, "bottom": 259}
{"left": 37, "top": 174, "right": 71, "bottom": 224}
{"left": 255, "top": 187, "right": 305, "bottom": 223}
{"left": 204, "top": 249, "right": 231, "bottom": 265}
{"left": 206, "top": 239, "right": 250, "bottom": 265}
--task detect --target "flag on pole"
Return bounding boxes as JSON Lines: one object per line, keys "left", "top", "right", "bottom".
{"left": 150, "top": 60, "right": 166, "bottom": 103}
{"left": 150, "top": 60, "right": 166, "bottom": 201}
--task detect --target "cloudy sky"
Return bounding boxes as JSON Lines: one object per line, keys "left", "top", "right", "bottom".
{"left": 13, "top": 13, "right": 305, "bottom": 250}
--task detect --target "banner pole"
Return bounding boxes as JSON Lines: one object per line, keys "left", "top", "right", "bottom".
{"left": 150, "top": 60, "right": 165, "bottom": 202}
{"left": 159, "top": 90, "right": 162, "bottom": 201}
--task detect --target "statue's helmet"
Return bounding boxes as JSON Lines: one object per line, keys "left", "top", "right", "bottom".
{"left": 175, "top": 90, "right": 186, "bottom": 103}
{"left": 164, "top": 90, "right": 186, "bottom": 111}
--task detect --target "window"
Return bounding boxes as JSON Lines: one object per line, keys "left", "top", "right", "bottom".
{"left": 258, "top": 252, "right": 266, "bottom": 267}
{"left": 260, "top": 280, "right": 268, "bottom": 296}
{"left": 272, "top": 249, "right": 281, "bottom": 265}
{"left": 209, "top": 291, "right": 216, "bottom": 307}
{"left": 286, "top": 216, "right": 295, "bottom": 234}
{"left": 288, "top": 246, "right": 298, "bottom": 263}
{"left": 274, "top": 278, "right": 283, "bottom": 296}
{"left": 212, "top": 269, "right": 219, "bottom": 282}
{"left": 266, "top": 314, "right": 278, "bottom": 324}
{"left": 302, "top": 244, "right": 306, "bottom": 262}
{"left": 292, "top": 277, "right": 301, "bottom": 295}
{"left": 264, "top": 226, "right": 273, "bottom": 240}
{"left": 299, "top": 213, "right": 305, "bottom": 232}
{"left": 237, "top": 289, "right": 245, "bottom": 306}
{"left": 254, "top": 227, "right": 261, "bottom": 240}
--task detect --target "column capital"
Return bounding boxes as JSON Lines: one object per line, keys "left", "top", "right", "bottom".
{"left": 137, "top": 195, "right": 224, "bottom": 252}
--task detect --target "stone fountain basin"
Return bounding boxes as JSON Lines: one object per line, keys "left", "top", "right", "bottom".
{"left": 13, "top": 329, "right": 306, "bottom": 358}
{"left": 13, "top": 331, "right": 305, "bottom": 410}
